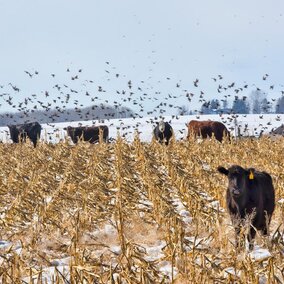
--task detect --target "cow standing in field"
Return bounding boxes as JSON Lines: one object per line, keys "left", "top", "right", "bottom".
{"left": 187, "top": 120, "right": 230, "bottom": 142}
{"left": 270, "top": 124, "right": 284, "bottom": 136}
{"left": 65, "top": 125, "right": 109, "bottom": 144}
{"left": 217, "top": 165, "right": 275, "bottom": 250}
{"left": 8, "top": 122, "right": 42, "bottom": 147}
{"left": 153, "top": 121, "right": 173, "bottom": 145}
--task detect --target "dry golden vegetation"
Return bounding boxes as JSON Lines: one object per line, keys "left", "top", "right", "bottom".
{"left": 0, "top": 135, "right": 283, "bottom": 283}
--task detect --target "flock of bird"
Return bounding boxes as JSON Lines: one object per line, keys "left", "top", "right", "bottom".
{"left": 0, "top": 62, "right": 283, "bottom": 140}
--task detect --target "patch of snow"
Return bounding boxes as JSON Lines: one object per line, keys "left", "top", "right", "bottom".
{"left": 11, "top": 241, "right": 22, "bottom": 256}
{"left": 104, "top": 224, "right": 116, "bottom": 235}
{"left": 109, "top": 197, "right": 116, "bottom": 205}
{"left": 184, "top": 236, "right": 212, "bottom": 250}
{"left": 50, "top": 257, "right": 70, "bottom": 267}
{"left": 0, "top": 240, "right": 22, "bottom": 255}
{"left": 55, "top": 174, "right": 63, "bottom": 181}
{"left": 210, "top": 200, "right": 224, "bottom": 212}
{"left": 110, "top": 245, "right": 121, "bottom": 255}
{"left": 0, "top": 240, "right": 12, "bottom": 249}
{"left": 223, "top": 266, "right": 241, "bottom": 278}
{"left": 137, "top": 200, "right": 153, "bottom": 209}
{"left": 202, "top": 163, "right": 211, "bottom": 171}
{"left": 158, "top": 261, "right": 178, "bottom": 280}
{"left": 109, "top": 187, "right": 119, "bottom": 192}
{"left": 143, "top": 240, "right": 166, "bottom": 262}
{"left": 278, "top": 198, "right": 284, "bottom": 204}
{"left": 112, "top": 273, "right": 120, "bottom": 282}
{"left": 249, "top": 247, "right": 271, "bottom": 261}
{"left": 45, "top": 196, "right": 53, "bottom": 204}
{"left": 22, "top": 265, "right": 70, "bottom": 283}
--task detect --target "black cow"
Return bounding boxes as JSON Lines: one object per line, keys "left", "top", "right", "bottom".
{"left": 270, "top": 124, "right": 284, "bottom": 136}
{"left": 65, "top": 125, "right": 109, "bottom": 144}
{"left": 153, "top": 121, "right": 173, "bottom": 145}
{"left": 8, "top": 122, "right": 42, "bottom": 147}
{"left": 218, "top": 165, "right": 275, "bottom": 250}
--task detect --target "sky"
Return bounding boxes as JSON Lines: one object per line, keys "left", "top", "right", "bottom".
{"left": 0, "top": 0, "right": 284, "bottom": 116}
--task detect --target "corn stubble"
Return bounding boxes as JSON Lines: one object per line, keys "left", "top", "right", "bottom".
{"left": 0, "top": 136, "right": 283, "bottom": 283}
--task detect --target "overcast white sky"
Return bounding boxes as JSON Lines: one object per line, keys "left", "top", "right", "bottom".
{"left": 0, "top": 0, "right": 284, "bottom": 115}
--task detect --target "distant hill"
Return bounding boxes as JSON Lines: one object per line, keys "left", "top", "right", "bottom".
{"left": 0, "top": 104, "right": 134, "bottom": 126}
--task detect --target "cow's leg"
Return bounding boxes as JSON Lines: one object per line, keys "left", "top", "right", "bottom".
{"left": 248, "top": 226, "right": 256, "bottom": 251}
{"left": 262, "top": 227, "right": 268, "bottom": 236}
{"left": 262, "top": 214, "right": 271, "bottom": 236}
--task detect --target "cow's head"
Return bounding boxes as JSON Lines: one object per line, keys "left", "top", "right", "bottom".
{"left": 158, "top": 121, "right": 166, "bottom": 132}
{"left": 7, "top": 125, "right": 16, "bottom": 130}
{"left": 218, "top": 165, "right": 254, "bottom": 197}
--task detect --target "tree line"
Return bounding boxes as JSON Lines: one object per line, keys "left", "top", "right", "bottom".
{"left": 0, "top": 104, "right": 134, "bottom": 126}
{"left": 179, "top": 91, "right": 284, "bottom": 115}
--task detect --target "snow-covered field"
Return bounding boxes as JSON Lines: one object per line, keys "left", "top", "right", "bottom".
{"left": 0, "top": 114, "right": 283, "bottom": 282}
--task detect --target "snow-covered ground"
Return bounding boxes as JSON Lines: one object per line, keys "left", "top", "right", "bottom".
{"left": 0, "top": 114, "right": 283, "bottom": 144}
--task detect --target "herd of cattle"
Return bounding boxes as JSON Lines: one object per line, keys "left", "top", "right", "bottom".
{"left": 6, "top": 119, "right": 232, "bottom": 147}
{"left": 6, "top": 119, "right": 284, "bottom": 147}
{"left": 5, "top": 120, "right": 282, "bottom": 251}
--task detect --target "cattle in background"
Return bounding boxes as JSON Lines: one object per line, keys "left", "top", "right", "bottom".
{"left": 187, "top": 120, "right": 230, "bottom": 142}
{"left": 270, "top": 124, "right": 284, "bottom": 136}
{"left": 153, "top": 121, "right": 173, "bottom": 145}
{"left": 8, "top": 122, "right": 42, "bottom": 148}
{"left": 65, "top": 125, "right": 109, "bottom": 144}
{"left": 217, "top": 165, "right": 275, "bottom": 250}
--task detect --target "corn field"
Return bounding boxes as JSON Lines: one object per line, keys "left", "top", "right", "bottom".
{"left": 0, "top": 135, "right": 283, "bottom": 283}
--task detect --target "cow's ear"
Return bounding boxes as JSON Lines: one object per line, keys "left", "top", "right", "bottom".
{"left": 217, "top": 166, "right": 229, "bottom": 176}
{"left": 246, "top": 168, "right": 255, "bottom": 180}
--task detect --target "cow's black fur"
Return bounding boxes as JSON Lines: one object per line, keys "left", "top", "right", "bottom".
{"left": 153, "top": 121, "right": 173, "bottom": 145}
{"left": 8, "top": 122, "right": 42, "bottom": 147}
{"left": 218, "top": 165, "right": 275, "bottom": 250}
{"left": 65, "top": 125, "right": 109, "bottom": 144}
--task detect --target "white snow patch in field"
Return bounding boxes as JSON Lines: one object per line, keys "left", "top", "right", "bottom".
{"left": 0, "top": 240, "right": 12, "bottom": 249}
{"left": 184, "top": 236, "right": 212, "bottom": 250}
{"left": 109, "top": 187, "right": 119, "bottom": 192}
{"left": 223, "top": 266, "right": 241, "bottom": 278}
{"left": 0, "top": 240, "right": 22, "bottom": 266}
{"left": 0, "top": 240, "right": 22, "bottom": 254}
{"left": 45, "top": 196, "right": 53, "bottom": 204}
{"left": 202, "top": 163, "right": 211, "bottom": 171}
{"left": 249, "top": 247, "right": 271, "bottom": 261}
{"left": 50, "top": 257, "right": 70, "bottom": 267}
{"left": 158, "top": 261, "right": 178, "bottom": 280}
{"left": 210, "top": 200, "right": 225, "bottom": 212}
{"left": 22, "top": 265, "right": 70, "bottom": 283}
{"left": 138, "top": 200, "right": 153, "bottom": 209}
{"left": 143, "top": 240, "right": 166, "bottom": 262}
{"left": 104, "top": 224, "right": 116, "bottom": 235}
{"left": 278, "top": 198, "right": 284, "bottom": 204}
{"left": 110, "top": 245, "right": 122, "bottom": 255}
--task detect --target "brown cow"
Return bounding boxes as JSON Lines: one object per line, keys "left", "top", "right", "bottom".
{"left": 187, "top": 120, "right": 230, "bottom": 142}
